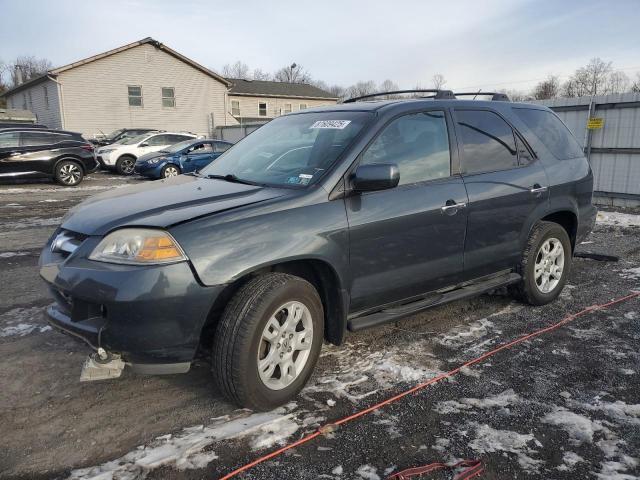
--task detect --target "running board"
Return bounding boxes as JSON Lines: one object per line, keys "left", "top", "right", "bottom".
{"left": 347, "top": 272, "right": 521, "bottom": 332}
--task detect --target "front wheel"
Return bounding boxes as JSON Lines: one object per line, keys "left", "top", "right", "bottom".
{"left": 161, "top": 164, "right": 181, "bottom": 178}
{"left": 116, "top": 155, "right": 136, "bottom": 175}
{"left": 212, "top": 273, "right": 324, "bottom": 410}
{"left": 512, "top": 221, "right": 571, "bottom": 305}
{"left": 55, "top": 160, "right": 84, "bottom": 186}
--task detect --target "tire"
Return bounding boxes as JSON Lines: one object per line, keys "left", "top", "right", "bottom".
{"left": 115, "top": 155, "right": 136, "bottom": 175}
{"left": 511, "top": 221, "right": 572, "bottom": 305}
{"left": 161, "top": 164, "right": 181, "bottom": 178}
{"left": 212, "top": 273, "right": 324, "bottom": 410}
{"left": 54, "top": 160, "right": 84, "bottom": 186}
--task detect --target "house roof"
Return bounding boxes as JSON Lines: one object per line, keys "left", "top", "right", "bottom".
{"left": 227, "top": 78, "right": 338, "bottom": 100}
{"left": 1, "top": 37, "right": 231, "bottom": 97}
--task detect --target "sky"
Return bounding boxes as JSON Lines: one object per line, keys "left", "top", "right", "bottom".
{"left": 1, "top": 0, "right": 639, "bottom": 92}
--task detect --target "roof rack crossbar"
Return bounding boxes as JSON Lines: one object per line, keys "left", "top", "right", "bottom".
{"left": 453, "top": 92, "right": 510, "bottom": 102}
{"left": 343, "top": 89, "right": 455, "bottom": 103}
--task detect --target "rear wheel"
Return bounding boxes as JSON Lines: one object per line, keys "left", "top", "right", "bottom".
{"left": 54, "top": 160, "right": 84, "bottom": 186}
{"left": 511, "top": 221, "right": 571, "bottom": 305}
{"left": 212, "top": 273, "right": 324, "bottom": 410}
{"left": 161, "top": 164, "right": 180, "bottom": 178}
{"left": 116, "top": 155, "right": 135, "bottom": 175}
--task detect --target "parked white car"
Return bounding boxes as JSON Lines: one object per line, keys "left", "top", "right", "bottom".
{"left": 97, "top": 131, "right": 197, "bottom": 175}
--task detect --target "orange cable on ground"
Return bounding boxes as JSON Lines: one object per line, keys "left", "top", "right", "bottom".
{"left": 219, "top": 291, "right": 640, "bottom": 480}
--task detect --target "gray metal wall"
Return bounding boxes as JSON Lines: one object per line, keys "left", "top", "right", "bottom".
{"left": 535, "top": 93, "right": 640, "bottom": 198}
{"left": 214, "top": 123, "right": 266, "bottom": 143}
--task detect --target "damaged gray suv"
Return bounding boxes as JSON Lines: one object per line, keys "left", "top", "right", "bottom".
{"left": 40, "top": 90, "right": 596, "bottom": 410}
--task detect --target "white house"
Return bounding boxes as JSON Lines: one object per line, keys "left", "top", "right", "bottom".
{"left": 1, "top": 38, "right": 338, "bottom": 138}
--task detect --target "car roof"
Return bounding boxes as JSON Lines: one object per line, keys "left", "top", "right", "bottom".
{"left": 299, "top": 99, "right": 552, "bottom": 116}
{"left": 0, "top": 127, "right": 82, "bottom": 135}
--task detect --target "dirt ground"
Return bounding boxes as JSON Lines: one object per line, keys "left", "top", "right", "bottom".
{"left": 1, "top": 171, "right": 639, "bottom": 480}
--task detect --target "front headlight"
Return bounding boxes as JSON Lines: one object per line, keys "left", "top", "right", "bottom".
{"left": 89, "top": 228, "right": 187, "bottom": 265}
{"left": 99, "top": 148, "right": 116, "bottom": 154}
{"left": 148, "top": 156, "right": 166, "bottom": 164}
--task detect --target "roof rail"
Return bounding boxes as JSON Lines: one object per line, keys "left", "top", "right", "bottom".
{"left": 454, "top": 92, "right": 510, "bottom": 102}
{"left": 343, "top": 89, "right": 455, "bottom": 103}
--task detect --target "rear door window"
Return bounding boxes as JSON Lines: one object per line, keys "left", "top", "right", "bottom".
{"left": 455, "top": 110, "right": 518, "bottom": 175}
{"left": 20, "top": 131, "right": 71, "bottom": 146}
{"left": 360, "top": 110, "right": 451, "bottom": 185}
{"left": 146, "top": 134, "right": 171, "bottom": 146}
{"left": 0, "top": 132, "right": 20, "bottom": 148}
{"left": 215, "top": 142, "right": 232, "bottom": 153}
{"left": 513, "top": 108, "right": 583, "bottom": 160}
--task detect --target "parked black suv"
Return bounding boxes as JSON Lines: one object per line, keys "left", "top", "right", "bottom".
{"left": 0, "top": 128, "right": 98, "bottom": 186}
{"left": 88, "top": 128, "right": 157, "bottom": 147}
{"left": 40, "top": 91, "right": 596, "bottom": 409}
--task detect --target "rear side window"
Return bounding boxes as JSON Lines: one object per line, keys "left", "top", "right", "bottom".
{"left": 455, "top": 110, "right": 518, "bottom": 175}
{"left": 146, "top": 134, "right": 171, "bottom": 146}
{"left": 361, "top": 111, "right": 451, "bottom": 185}
{"left": 21, "top": 132, "right": 71, "bottom": 146}
{"left": 514, "top": 108, "right": 583, "bottom": 160}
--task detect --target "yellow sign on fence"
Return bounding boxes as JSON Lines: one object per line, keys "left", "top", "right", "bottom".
{"left": 587, "top": 117, "right": 604, "bottom": 129}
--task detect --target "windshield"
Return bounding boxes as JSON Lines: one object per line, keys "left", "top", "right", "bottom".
{"left": 120, "top": 133, "right": 150, "bottom": 145}
{"left": 163, "top": 139, "right": 199, "bottom": 154}
{"left": 201, "top": 111, "right": 372, "bottom": 187}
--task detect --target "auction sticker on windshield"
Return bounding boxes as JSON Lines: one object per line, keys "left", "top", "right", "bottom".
{"left": 310, "top": 120, "right": 351, "bottom": 129}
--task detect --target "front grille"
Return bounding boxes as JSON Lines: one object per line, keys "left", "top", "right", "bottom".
{"left": 51, "top": 229, "right": 87, "bottom": 258}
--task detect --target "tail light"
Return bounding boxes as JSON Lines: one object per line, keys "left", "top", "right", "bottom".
{"left": 81, "top": 144, "right": 95, "bottom": 152}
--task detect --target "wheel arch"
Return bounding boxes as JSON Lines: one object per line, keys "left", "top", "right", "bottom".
{"left": 199, "top": 258, "right": 348, "bottom": 352}
{"left": 54, "top": 156, "right": 86, "bottom": 174}
{"left": 540, "top": 209, "right": 578, "bottom": 252}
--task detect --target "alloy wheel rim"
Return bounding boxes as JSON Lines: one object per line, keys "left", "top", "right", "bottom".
{"left": 257, "top": 301, "right": 313, "bottom": 391}
{"left": 534, "top": 237, "right": 565, "bottom": 294}
{"left": 59, "top": 164, "right": 81, "bottom": 185}
{"left": 121, "top": 159, "right": 134, "bottom": 174}
{"left": 164, "top": 166, "right": 179, "bottom": 177}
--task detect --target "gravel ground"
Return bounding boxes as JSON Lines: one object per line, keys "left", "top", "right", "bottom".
{"left": 0, "top": 172, "right": 639, "bottom": 480}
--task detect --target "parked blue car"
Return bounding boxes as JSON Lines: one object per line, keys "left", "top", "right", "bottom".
{"left": 134, "top": 139, "right": 233, "bottom": 179}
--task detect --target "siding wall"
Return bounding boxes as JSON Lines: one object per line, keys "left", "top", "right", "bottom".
{"left": 57, "top": 43, "right": 229, "bottom": 137}
{"left": 5, "top": 78, "right": 62, "bottom": 129}
{"left": 227, "top": 95, "right": 336, "bottom": 123}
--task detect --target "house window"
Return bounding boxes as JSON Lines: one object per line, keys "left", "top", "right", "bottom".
{"left": 231, "top": 100, "right": 240, "bottom": 116}
{"left": 283, "top": 103, "right": 292, "bottom": 114}
{"left": 22, "top": 93, "right": 27, "bottom": 110}
{"left": 43, "top": 86, "right": 49, "bottom": 110}
{"left": 28, "top": 91, "right": 33, "bottom": 110}
{"left": 259, "top": 102, "right": 267, "bottom": 116}
{"left": 162, "top": 87, "right": 175, "bottom": 108}
{"left": 299, "top": 103, "right": 307, "bottom": 110}
{"left": 128, "top": 86, "right": 143, "bottom": 107}
{"left": 11, "top": 98, "right": 15, "bottom": 109}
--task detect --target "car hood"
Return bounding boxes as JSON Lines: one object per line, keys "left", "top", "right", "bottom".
{"left": 137, "top": 151, "right": 171, "bottom": 163}
{"left": 61, "top": 175, "right": 288, "bottom": 236}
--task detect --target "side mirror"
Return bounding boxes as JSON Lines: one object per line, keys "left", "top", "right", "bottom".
{"left": 139, "top": 142, "right": 149, "bottom": 147}
{"left": 352, "top": 164, "right": 400, "bottom": 192}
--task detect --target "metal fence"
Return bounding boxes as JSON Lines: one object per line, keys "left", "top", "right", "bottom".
{"left": 535, "top": 93, "right": 640, "bottom": 206}
{"left": 213, "top": 122, "right": 267, "bottom": 143}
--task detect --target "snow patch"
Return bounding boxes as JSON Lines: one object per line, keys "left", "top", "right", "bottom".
{"left": 0, "top": 251, "right": 29, "bottom": 258}
{"left": 468, "top": 423, "right": 542, "bottom": 472}
{"left": 557, "top": 451, "right": 585, "bottom": 471}
{"left": 542, "top": 407, "right": 604, "bottom": 445}
{"left": 619, "top": 267, "right": 640, "bottom": 281}
{"left": 435, "top": 389, "right": 520, "bottom": 415}
{"left": 437, "top": 318, "right": 499, "bottom": 349}
{"left": 0, "top": 306, "right": 53, "bottom": 338}
{"left": 68, "top": 409, "right": 300, "bottom": 479}
{"left": 596, "top": 211, "right": 640, "bottom": 228}
{"left": 332, "top": 465, "right": 343, "bottom": 475}
{"left": 356, "top": 464, "right": 380, "bottom": 480}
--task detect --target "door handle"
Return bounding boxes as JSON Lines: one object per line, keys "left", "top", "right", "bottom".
{"left": 441, "top": 200, "right": 467, "bottom": 215}
{"left": 530, "top": 184, "right": 548, "bottom": 195}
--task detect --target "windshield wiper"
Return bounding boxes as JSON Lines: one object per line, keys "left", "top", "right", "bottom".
{"left": 206, "top": 174, "right": 257, "bottom": 185}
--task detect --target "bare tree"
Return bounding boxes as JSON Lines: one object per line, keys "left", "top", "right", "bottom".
{"left": 606, "top": 71, "right": 630, "bottom": 94}
{"left": 7, "top": 55, "right": 52, "bottom": 87}
{"left": 432, "top": 73, "right": 446, "bottom": 90}
{"left": 632, "top": 73, "right": 640, "bottom": 93}
{"left": 222, "top": 61, "right": 250, "bottom": 80}
{"left": 562, "top": 57, "right": 612, "bottom": 97}
{"left": 328, "top": 84, "right": 346, "bottom": 101}
{"left": 273, "top": 63, "right": 311, "bottom": 83}
{"left": 251, "top": 68, "right": 271, "bottom": 81}
{"left": 346, "top": 80, "right": 377, "bottom": 99}
{"left": 533, "top": 75, "right": 560, "bottom": 100}
{"left": 379, "top": 79, "right": 399, "bottom": 92}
